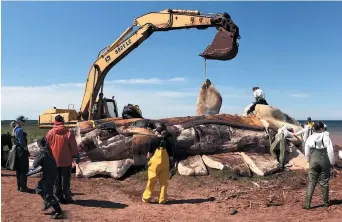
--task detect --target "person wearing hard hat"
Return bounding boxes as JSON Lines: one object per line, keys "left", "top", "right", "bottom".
{"left": 142, "top": 123, "right": 174, "bottom": 204}
{"left": 303, "top": 122, "right": 335, "bottom": 209}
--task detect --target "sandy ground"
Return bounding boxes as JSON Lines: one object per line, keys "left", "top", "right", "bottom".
{"left": 2, "top": 166, "right": 342, "bottom": 222}
{"left": 330, "top": 133, "right": 342, "bottom": 147}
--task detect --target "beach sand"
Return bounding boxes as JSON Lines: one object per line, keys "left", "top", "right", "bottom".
{"left": 331, "top": 132, "right": 342, "bottom": 146}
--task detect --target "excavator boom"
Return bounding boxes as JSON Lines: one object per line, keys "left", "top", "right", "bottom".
{"left": 38, "top": 9, "right": 240, "bottom": 128}
{"left": 79, "top": 9, "right": 240, "bottom": 120}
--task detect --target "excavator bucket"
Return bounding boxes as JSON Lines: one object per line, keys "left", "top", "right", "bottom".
{"left": 200, "top": 27, "right": 238, "bottom": 61}
{"left": 200, "top": 13, "right": 240, "bottom": 61}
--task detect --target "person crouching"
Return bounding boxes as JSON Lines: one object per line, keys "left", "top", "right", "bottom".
{"left": 270, "top": 125, "right": 294, "bottom": 168}
{"left": 32, "top": 137, "right": 63, "bottom": 219}
{"left": 142, "top": 123, "right": 174, "bottom": 204}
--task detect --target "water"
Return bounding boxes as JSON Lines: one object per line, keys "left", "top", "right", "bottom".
{"left": 298, "top": 120, "right": 342, "bottom": 146}
{"left": 298, "top": 120, "right": 342, "bottom": 134}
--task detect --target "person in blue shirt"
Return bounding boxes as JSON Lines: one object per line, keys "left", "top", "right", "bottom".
{"left": 12, "top": 115, "right": 34, "bottom": 193}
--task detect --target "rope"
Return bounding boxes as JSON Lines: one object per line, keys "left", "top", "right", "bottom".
{"left": 204, "top": 58, "right": 207, "bottom": 82}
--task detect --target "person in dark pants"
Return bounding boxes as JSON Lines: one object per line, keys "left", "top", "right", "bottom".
{"left": 246, "top": 87, "right": 269, "bottom": 115}
{"left": 12, "top": 116, "right": 34, "bottom": 193}
{"left": 46, "top": 115, "right": 80, "bottom": 204}
{"left": 303, "top": 122, "right": 335, "bottom": 209}
{"left": 31, "top": 137, "right": 64, "bottom": 219}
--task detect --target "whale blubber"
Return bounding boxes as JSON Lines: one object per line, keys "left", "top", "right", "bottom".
{"left": 196, "top": 79, "right": 222, "bottom": 116}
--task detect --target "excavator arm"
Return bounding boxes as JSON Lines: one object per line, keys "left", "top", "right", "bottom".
{"left": 79, "top": 9, "right": 240, "bottom": 120}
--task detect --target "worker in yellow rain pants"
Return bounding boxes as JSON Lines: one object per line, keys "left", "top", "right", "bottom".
{"left": 142, "top": 123, "right": 174, "bottom": 204}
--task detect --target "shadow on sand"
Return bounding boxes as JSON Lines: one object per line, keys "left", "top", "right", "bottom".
{"left": 165, "top": 197, "right": 216, "bottom": 205}
{"left": 74, "top": 199, "right": 128, "bottom": 209}
{"left": 71, "top": 192, "right": 85, "bottom": 196}
{"left": 310, "top": 199, "right": 342, "bottom": 209}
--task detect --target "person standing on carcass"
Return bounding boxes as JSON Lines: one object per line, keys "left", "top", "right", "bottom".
{"left": 46, "top": 115, "right": 80, "bottom": 204}
{"left": 11, "top": 116, "right": 34, "bottom": 193}
{"left": 246, "top": 87, "right": 269, "bottom": 115}
{"left": 142, "top": 123, "right": 174, "bottom": 204}
{"left": 303, "top": 122, "right": 335, "bottom": 209}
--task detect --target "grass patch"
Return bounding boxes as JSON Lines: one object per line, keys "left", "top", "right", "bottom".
{"left": 209, "top": 167, "right": 240, "bottom": 181}
{"left": 118, "top": 166, "right": 147, "bottom": 181}
{"left": 1, "top": 123, "right": 49, "bottom": 144}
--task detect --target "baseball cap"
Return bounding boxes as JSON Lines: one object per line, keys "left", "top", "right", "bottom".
{"left": 16, "top": 115, "right": 28, "bottom": 122}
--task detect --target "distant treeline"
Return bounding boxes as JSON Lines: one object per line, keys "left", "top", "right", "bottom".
{"left": 1, "top": 120, "right": 38, "bottom": 125}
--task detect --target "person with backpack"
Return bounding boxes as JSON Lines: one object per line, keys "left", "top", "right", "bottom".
{"left": 303, "top": 122, "right": 335, "bottom": 209}
{"left": 31, "top": 137, "right": 64, "bottom": 219}
{"left": 10, "top": 116, "right": 34, "bottom": 193}
{"left": 46, "top": 115, "right": 80, "bottom": 204}
{"left": 142, "top": 123, "right": 174, "bottom": 204}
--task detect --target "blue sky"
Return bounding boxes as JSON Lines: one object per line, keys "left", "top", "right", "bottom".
{"left": 1, "top": 1, "right": 342, "bottom": 120}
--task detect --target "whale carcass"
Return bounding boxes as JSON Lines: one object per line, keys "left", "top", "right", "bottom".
{"left": 66, "top": 104, "right": 308, "bottom": 179}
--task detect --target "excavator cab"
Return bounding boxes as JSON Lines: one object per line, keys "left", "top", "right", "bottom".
{"left": 92, "top": 96, "right": 119, "bottom": 120}
{"left": 200, "top": 12, "right": 240, "bottom": 61}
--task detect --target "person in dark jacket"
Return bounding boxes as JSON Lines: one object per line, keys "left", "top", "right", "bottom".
{"left": 32, "top": 137, "right": 64, "bottom": 219}
{"left": 12, "top": 116, "right": 34, "bottom": 193}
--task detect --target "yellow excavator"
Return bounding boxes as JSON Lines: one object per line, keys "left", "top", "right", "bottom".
{"left": 38, "top": 9, "right": 240, "bottom": 128}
